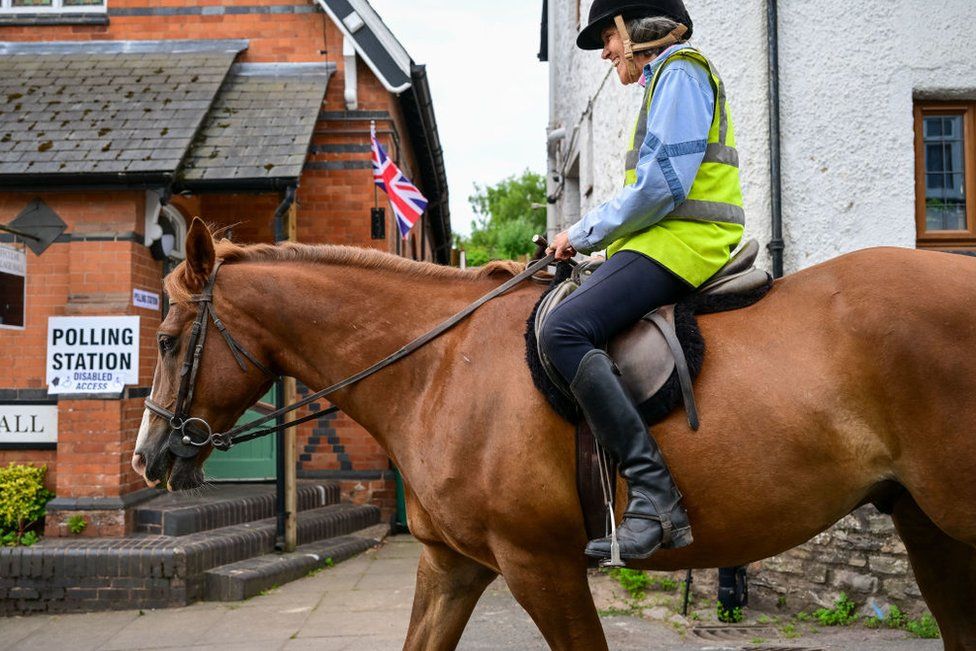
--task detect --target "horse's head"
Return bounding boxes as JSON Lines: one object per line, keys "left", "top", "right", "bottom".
{"left": 132, "top": 218, "right": 276, "bottom": 490}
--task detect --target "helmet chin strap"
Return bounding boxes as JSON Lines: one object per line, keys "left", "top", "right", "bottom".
{"left": 614, "top": 15, "right": 689, "bottom": 82}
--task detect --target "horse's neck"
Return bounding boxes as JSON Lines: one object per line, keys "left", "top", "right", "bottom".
{"left": 244, "top": 260, "right": 516, "bottom": 451}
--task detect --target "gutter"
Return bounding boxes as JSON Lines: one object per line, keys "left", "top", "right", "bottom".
{"left": 398, "top": 65, "right": 452, "bottom": 264}
{"left": 767, "top": 0, "right": 784, "bottom": 278}
{"left": 174, "top": 176, "right": 301, "bottom": 195}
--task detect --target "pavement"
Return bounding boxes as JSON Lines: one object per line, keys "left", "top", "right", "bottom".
{"left": 0, "top": 535, "right": 943, "bottom": 650}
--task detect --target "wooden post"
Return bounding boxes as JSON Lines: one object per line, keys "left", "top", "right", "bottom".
{"left": 284, "top": 199, "right": 299, "bottom": 552}
{"left": 283, "top": 375, "right": 298, "bottom": 552}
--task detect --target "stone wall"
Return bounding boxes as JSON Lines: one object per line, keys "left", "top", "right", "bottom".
{"left": 750, "top": 506, "right": 923, "bottom": 615}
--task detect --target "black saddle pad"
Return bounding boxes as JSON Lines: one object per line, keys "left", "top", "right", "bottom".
{"left": 524, "top": 261, "right": 773, "bottom": 425}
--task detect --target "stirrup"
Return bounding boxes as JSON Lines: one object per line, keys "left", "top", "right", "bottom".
{"left": 599, "top": 521, "right": 625, "bottom": 568}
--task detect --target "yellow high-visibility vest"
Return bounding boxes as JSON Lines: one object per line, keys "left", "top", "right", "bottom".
{"left": 609, "top": 48, "right": 744, "bottom": 287}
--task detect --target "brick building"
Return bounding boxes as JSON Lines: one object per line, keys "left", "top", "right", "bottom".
{"left": 0, "top": 0, "right": 450, "bottom": 537}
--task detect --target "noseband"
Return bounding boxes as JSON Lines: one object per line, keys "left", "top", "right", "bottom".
{"left": 145, "top": 260, "right": 281, "bottom": 458}
{"left": 146, "top": 250, "right": 556, "bottom": 460}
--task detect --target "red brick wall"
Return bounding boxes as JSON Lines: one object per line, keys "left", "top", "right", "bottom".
{"left": 1, "top": 2, "right": 439, "bottom": 530}
{"left": 0, "top": 0, "right": 326, "bottom": 63}
{"left": 0, "top": 192, "right": 159, "bottom": 534}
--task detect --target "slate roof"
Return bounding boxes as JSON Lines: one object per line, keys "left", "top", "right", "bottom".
{"left": 0, "top": 39, "right": 246, "bottom": 184}
{"left": 180, "top": 63, "right": 334, "bottom": 188}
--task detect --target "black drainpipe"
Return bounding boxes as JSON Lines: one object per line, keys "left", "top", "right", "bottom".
{"left": 273, "top": 183, "right": 297, "bottom": 551}
{"left": 767, "top": 0, "right": 784, "bottom": 278}
{"left": 273, "top": 184, "right": 298, "bottom": 244}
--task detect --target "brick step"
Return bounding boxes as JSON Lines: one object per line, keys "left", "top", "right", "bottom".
{"left": 204, "top": 524, "right": 389, "bottom": 601}
{"left": 133, "top": 481, "right": 341, "bottom": 536}
{"left": 0, "top": 502, "right": 384, "bottom": 615}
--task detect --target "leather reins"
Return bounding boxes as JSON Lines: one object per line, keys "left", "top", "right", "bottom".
{"left": 145, "top": 252, "right": 556, "bottom": 459}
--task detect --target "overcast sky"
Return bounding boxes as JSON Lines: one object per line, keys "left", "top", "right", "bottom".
{"left": 366, "top": 1, "right": 549, "bottom": 238}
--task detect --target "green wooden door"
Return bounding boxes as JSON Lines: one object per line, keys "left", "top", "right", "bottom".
{"left": 204, "top": 385, "right": 277, "bottom": 481}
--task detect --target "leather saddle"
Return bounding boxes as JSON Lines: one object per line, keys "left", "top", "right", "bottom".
{"left": 532, "top": 240, "right": 770, "bottom": 545}
{"left": 534, "top": 239, "right": 769, "bottom": 429}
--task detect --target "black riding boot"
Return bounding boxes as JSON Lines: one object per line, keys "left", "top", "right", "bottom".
{"left": 570, "top": 349, "right": 693, "bottom": 561}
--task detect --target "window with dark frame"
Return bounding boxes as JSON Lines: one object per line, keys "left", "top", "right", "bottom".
{"left": 0, "top": 0, "right": 105, "bottom": 12}
{"left": 915, "top": 102, "right": 976, "bottom": 249}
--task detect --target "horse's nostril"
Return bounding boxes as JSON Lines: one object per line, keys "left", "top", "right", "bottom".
{"left": 132, "top": 452, "right": 147, "bottom": 475}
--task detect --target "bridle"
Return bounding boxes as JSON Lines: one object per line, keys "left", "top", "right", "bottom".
{"left": 145, "top": 259, "right": 283, "bottom": 458}
{"left": 145, "top": 251, "right": 556, "bottom": 459}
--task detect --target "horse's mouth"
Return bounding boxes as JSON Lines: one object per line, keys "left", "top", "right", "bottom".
{"left": 142, "top": 447, "right": 204, "bottom": 492}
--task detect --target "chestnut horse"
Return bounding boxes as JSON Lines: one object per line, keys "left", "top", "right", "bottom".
{"left": 134, "top": 219, "right": 976, "bottom": 650}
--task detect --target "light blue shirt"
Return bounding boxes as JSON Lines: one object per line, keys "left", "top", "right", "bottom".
{"left": 568, "top": 44, "right": 715, "bottom": 254}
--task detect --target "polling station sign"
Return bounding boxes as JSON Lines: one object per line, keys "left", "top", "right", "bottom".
{"left": 46, "top": 316, "right": 140, "bottom": 395}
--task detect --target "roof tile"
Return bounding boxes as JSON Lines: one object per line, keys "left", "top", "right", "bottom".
{"left": 0, "top": 39, "right": 245, "bottom": 181}
{"left": 181, "top": 62, "right": 333, "bottom": 185}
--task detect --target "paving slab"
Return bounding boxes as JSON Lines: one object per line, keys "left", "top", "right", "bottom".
{"left": 0, "top": 534, "right": 945, "bottom": 651}
{"left": 7, "top": 610, "right": 141, "bottom": 651}
{"left": 101, "top": 607, "right": 218, "bottom": 650}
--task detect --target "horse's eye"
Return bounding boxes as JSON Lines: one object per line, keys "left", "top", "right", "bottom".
{"left": 158, "top": 335, "right": 177, "bottom": 354}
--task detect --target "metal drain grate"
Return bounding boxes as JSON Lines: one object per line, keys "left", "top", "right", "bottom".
{"left": 690, "top": 625, "right": 826, "bottom": 650}
{"left": 691, "top": 625, "right": 779, "bottom": 642}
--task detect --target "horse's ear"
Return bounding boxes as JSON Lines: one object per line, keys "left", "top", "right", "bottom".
{"left": 183, "top": 217, "right": 215, "bottom": 290}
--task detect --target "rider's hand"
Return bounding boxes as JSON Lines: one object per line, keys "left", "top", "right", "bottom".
{"left": 547, "top": 231, "right": 577, "bottom": 261}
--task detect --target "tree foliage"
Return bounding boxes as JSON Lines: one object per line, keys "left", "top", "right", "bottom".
{"left": 458, "top": 170, "right": 546, "bottom": 266}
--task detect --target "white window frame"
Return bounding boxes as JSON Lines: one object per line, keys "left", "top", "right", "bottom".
{"left": 0, "top": 245, "right": 27, "bottom": 332}
{"left": 0, "top": 0, "right": 106, "bottom": 14}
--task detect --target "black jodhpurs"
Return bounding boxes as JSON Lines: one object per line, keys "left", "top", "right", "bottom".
{"left": 539, "top": 251, "right": 692, "bottom": 384}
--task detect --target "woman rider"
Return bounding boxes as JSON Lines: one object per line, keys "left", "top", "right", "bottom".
{"left": 541, "top": 0, "right": 745, "bottom": 563}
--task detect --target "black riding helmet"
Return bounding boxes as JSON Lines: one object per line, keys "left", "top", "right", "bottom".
{"left": 576, "top": 0, "right": 693, "bottom": 50}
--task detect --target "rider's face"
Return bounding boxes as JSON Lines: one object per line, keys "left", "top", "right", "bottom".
{"left": 600, "top": 25, "right": 640, "bottom": 85}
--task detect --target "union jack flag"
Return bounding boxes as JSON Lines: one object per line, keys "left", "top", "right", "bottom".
{"left": 371, "top": 124, "right": 428, "bottom": 239}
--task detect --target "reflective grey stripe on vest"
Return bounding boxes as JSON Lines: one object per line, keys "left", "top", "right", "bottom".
{"left": 625, "top": 52, "right": 734, "bottom": 173}
{"left": 668, "top": 199, "right": 745, "bottom": 225}
{"left": 625, "top": 81, "right": 654, "bottom": 172}
{"left": 626, "top": 141, "right": 738, "bottom": 170}
{"left": 704, "top": 142, "right": 738, "bottom": 166}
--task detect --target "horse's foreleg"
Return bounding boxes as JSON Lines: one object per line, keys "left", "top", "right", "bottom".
{"left": 498, "top": 553, "right": 608, "bottom": 651}
{"left": 403, "top": 542, "right": 497, "bottom": 651}
{"left": 892, "top": 493, "right": 976, "bottom": 650}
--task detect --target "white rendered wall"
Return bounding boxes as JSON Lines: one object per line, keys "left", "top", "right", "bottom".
{"left": 548, "top": 0, "right": 976, "bottom": 274}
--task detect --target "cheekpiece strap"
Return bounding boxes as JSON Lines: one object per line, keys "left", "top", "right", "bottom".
{"left": 614, "top": 15, "right": 688, "bottom": 60}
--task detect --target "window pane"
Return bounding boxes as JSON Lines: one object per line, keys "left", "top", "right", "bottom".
{"left": 0, "top": 271, "right": 25, "bottom": 328}
{"left": 11, "top": 0, "right": 54, "bottom": 5}
{"left": 63, "top": 0, "right": 105, "bottom": 5}
{"left": 923, "top": 114, "right": 967, "bottom": 231}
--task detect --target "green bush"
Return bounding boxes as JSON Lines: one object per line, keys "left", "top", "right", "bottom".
{"left": 0, "top": 463, "right": 54, "bottom": 546}
{"left": 606, "top": 568, "right": 652, "bottom": 600}
{"left": 905, "top": 613, "right": 940, "bottom": 639}
{"left": 813, "top": 593, "right": 859, "bottom": 626}
{"left": 717, "top": 603, "right": 744, "bottom": 623}
{"left": 883, "top": 604, "right": 907, "bottom": 628}
{"left": 67, "top": 514, "right": 87, "bottom": 535}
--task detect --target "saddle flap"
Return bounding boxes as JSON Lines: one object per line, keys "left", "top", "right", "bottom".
{"left": 608, "top": 305, "right": 676, "bottom": 406}
{"left": 698, "top": 267, "right": 771, "bottom": 297}
{"left": 706, "top": 238, "right": 759, "bottom": 283}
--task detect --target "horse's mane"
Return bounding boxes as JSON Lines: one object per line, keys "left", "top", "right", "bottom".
{"left": 164, "top": 238, "right": 524, "bottom": 303}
